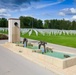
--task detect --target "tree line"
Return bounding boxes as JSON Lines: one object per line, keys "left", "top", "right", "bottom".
{"left": 44, "top": 19, "right": 76, "bottom": 30}
{"left": 0, "top": 16, "right": 76, "bottom": 30}
{"left": 19, "top": 16, "right": 43, "bottom": 28}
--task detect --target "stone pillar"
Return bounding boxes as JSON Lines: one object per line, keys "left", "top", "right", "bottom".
{"left": 8, "top": 18, "right": 20, "bottom": 43}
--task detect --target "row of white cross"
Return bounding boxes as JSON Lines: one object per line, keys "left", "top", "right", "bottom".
{"left": 0, "top": 28, "right": 76, "bottom": 36}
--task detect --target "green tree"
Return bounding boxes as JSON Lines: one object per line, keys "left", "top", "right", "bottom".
{"left": 44, "top": 20, "right": 49, "bottom": 29}
{"left": 19, "top": 16, "right": 43, "bottom": 28}
{"left": 71, "top": 21, "right": 76, "bottom": 30}
{"left": 0, "top": 18, "right": 8, "bottom": 27}
{"left": 37, "top": 19, "right": 43, "bottom": 28}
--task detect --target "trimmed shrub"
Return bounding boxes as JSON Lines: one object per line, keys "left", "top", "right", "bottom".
{"left": 0, "top": 34, "right": 8, "bottom": 40}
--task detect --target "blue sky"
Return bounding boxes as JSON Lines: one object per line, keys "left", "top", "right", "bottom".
{"left": 0, "top": 0, "right": 76, "bottom": 21}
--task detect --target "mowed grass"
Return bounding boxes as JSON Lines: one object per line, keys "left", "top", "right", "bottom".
{"left": 21, "top": 30, "right": 76, "bottom": 48}
{"left": 0, "top": 30, "right": 76, "bottom": 48}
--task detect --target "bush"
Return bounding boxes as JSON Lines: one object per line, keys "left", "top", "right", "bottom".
{"left": 0, "top": 34, "right": 8, "bottom": 40}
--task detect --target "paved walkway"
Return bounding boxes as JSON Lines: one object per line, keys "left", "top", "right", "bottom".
{"left": 0, "top": 40, "right": 57, "bottom": 75}
{"left": 0, "top": 40, "right": 7, "bottom": 44}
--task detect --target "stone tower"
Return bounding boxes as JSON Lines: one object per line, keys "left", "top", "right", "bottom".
{"left": 8, "top": 18, "right": 20, "bottom": 43}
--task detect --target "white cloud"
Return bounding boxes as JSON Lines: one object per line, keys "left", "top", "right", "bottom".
{"left": 70, "top": 8, "right": 76, "bottom": 13}
{"left": 64, "top": 18, "right": 70, "bottom": 21}
{"left": 0, "top": 8, "right": 11, "bottom": 18}
{"left": 59, "top": 12, "right": 65, "bottom": 16}
{"left": 0, "top": 13, "right": 11, "bottom": 18}
{"left": 0, "top": 8, "right": 7, "bottom": 13}
{"left": 62, "top": 15, "right": 76, "bottom": 21}
{"left": 24, "top": 14, "right": 35, "bottom": 18}
{"left": 71, "top": 15, "right": 76, "bottom": 21}
{"left": 20, "top": 0, "right": 65, "bottom": 11}
{"left": 0, "top": 0, "right": 39, "bottom": 10}
{"left": 20, "top": 7, "right": 31, "bottom": 11}
{"left": 59, "top": 8, "right": 76, "bottom": 16}
{"left": 35, "top": 0, "right": 65, "bottom": 9}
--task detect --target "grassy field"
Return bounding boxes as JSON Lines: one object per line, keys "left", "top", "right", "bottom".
{"left": 21, "top": 30, "right": 76, "bottom": 48}
{"left": 0, "top": 30, "right": 8, "bottom": 34}
{"left": 0, "top": 29, "right": 76, "bottom": 48}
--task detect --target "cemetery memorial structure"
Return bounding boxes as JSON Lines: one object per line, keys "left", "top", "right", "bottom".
{"left": 3, "top": 18, "right": 76, "bottom": 70}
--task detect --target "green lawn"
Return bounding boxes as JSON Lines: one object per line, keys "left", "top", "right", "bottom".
{"left": 0, "top": 30, "right": 76, "bottom": 48}
{"left": 21, "top": 30, "right": 76, "bottom": 48}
